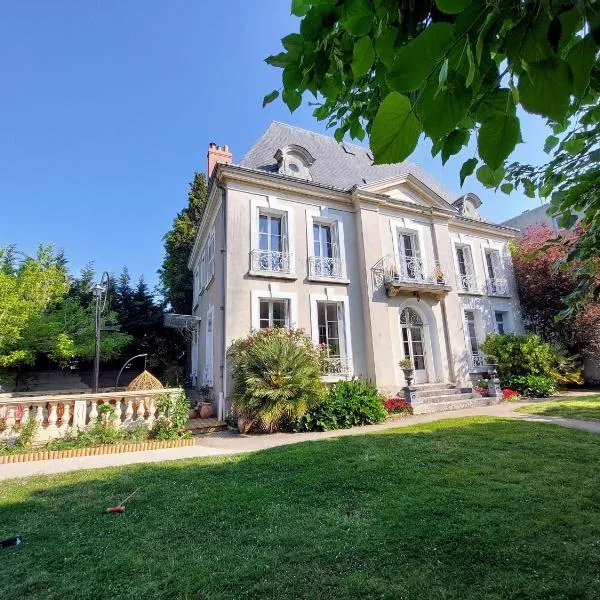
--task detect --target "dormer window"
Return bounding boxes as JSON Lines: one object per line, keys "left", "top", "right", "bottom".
{"left": 274, "top": 144, "right": 315, "bottom": 180}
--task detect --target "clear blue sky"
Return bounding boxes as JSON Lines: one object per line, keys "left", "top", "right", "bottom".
{"left": 0, "top": 0, "right": 549, "bottom": 289}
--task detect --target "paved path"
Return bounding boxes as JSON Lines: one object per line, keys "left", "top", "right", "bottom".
{"left": 1, "top": 397, "right": 599, "bottom": 481}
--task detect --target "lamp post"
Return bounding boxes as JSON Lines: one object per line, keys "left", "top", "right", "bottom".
{"left": 91, "top": 272, "right": 110, "bottom": 393}
{"left": 115, "top": 353, "right": 148, "bottom": 391}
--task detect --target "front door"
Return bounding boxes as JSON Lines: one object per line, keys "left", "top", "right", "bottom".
{"left": 400, "top": 308, "right": 428, "bottom": 383}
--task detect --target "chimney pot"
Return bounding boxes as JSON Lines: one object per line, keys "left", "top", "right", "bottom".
{"left": 207, "top": 141, "right": 233, "bottom": 178}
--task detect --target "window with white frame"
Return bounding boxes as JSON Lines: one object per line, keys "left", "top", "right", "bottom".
{"left": 311, "top": 221, "right": 342, "bottom": 277}
{"left": 193, "top": 267, "right": 200, "bottom": 305}
{"left": 199, "top": 248, "right": 206, "bottom": 292}
{"left": 317, "top": 301, "right": 345, "bottom": 359}
{"left": 259, "top": 299, "right": 289, "bottom": 329}
{"left": 252, "top": 211, "right": 291, "bottom": 273}
{"left": 465, "top": 309, "right": 486, "bottom": 369}
{"left": 204, "top": 306, "right": 214, "bottom": 386}
{"left": 494, "top": 310, "right": 508, "bottom": 335}
{"left": 397, "top": 230, "right": 423, "bottom": 280}
{"left": 206, "top": 228, "right": 215, "bottom": 284}
{"left": 485, "top": 249, "right": 508, "bottom": 295}
{"left": 456, "top": 244, "right": 477, "bottom": 292}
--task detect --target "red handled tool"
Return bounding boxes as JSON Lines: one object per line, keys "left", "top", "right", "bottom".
{"left": 106, "top": 489, "right": 139, "bottom": 513}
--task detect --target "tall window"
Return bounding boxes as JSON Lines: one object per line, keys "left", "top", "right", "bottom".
{"left": 464, "top": 310, "right": 479, "bottom": 354}
{"left": 204, "top": 306, "right": 214, "bottom": 386}
{"left": 206, "top": 229, "right": 215, "bottom": 283}
{"left": 259, "top": 299, "right": 288, "bottom": 329}
{"left": 494, "top": 311, "right": 506, "bottom": 335}
{"left": 259, "top": 213, "right": 284, "bottom": 253}
{"left": 317, "top": 301, "right": 344, "bottom": 358}
{"left": 199, "top": 249, "right": 206, "bottom": 292}
{"left": 313, "top": 223, "right": 333, "bottom": 259}
{"left": 456, "top": 245, "right": 476, "bottom": 291}
{"left": 312, "top": 222, "right": 341, "bottom": 277}
{"left": 398, "top": 232, "right": 422, "bottom": 279}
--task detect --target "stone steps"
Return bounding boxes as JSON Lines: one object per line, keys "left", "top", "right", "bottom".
{"left": 418, "top": 392, "right": 479, "bottom": 404}
{"left": 412, "top": 395, "right": 499, "bottom": 415}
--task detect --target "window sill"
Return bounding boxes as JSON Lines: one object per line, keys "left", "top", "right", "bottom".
{"left": 307, "top": 275, "right": 350, "bottom": 285}
{"left": 322, "top": 373, "right": 352, "bottom": 383}
{"left": 457, "top": 289, "right": 484, "bottom": 296}
{"left": 248, "top": 270, "right": 298, "bottom": 281}
{"left": 487, "top": 292, "right": 511, "bottom": 299}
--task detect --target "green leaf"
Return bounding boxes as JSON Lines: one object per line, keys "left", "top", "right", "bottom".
{"left": 563, "top": 137, "right": 586, "bottom": 156}
{"left": 265, "top": 52, "right": 291, "bottom": 68}
{"left": 386, "top": 23, "right": 454, "bottom": 92}
{"left": 371, "top": 92, "right": 421, "bottom": 164}
{"left": 465, "top": 41, "right": 476, "bottom": 87}
{"left": 291, "top": 0, "right": 311, "bottom": 17}
{"left": 282, "top": 65, "right": 302, "bottom": 88}
{"left": 416, "top": 73, "right": 473, "bottom": 139}
{"left": 459, "top": 157, "right": 478, "bottom": 186}
{"left": 438, "top": 58, "right": 449, "bottom": 87}
{"left": 500, "top": 183, "right": 513, "bottom": 195}
{"left": 375, "top": 26, "right": 398, "bottom": 68}
{"left": 441, "top": 129, "right": 469, "bottom": 164}
{"left": 341, "top": 0, "right": 372, "bottom": 36}
{"left": 352, "top": 36, "right": 375, "bottom": 78}
{"left": 350, "top": 119, "right": 365, "bottom": 141}
{"left": 262, "top": 90, "right": 279, "bottom": 108}
{"left": 567, "top": 35, "right": 597, "bottom": 99}
{"left": 474, "top": 89, "right": 514, "bottom": 123}
{"left": 282, "top": 88, "right": 302, "bottom": 112}
{"left": 477, "top": 113, "right": 520, "bottom": 171}
{"left": 543, "top": 135, "right": 559, "bottom": 153}
{"left": 476, "top": 10, "right": 498, "bottom": 64}
{"left": 476, "top": 165, "right": 504, "bottom": 188}
{"left": 519, "top": 58, "right": 572, "bottom": 122}
{"left": 435, "top": 0, "right": 472, "bottom": 15}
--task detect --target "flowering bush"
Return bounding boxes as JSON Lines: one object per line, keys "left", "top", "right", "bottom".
{"left": 502, "top": 388, "right": 520, "bottom": 401}
{"left": 384, "top": 397, "right": 413, "bottom": 415}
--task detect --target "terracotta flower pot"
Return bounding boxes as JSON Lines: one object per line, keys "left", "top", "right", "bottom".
{"left": 199, "top": 402, "right": 213, "bottom": 419}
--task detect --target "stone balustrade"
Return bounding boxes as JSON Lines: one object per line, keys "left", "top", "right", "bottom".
{"left": 0, "top": 388, "right": 182, "bottom": 444}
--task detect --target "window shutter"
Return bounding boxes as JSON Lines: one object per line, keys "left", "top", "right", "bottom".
{"left": 492, "top": 250, "right": 502, "bottom": 277}
{"left": 281, "top": 214, "right": 289, "bottom": 253}
{"left": 464, "top": 247, "right": 475, "bottom": 275}
{"left": 331, "top": 222, "right": 340, "bottom": 259}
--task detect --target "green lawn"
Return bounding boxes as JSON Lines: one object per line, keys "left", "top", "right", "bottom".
{"left": 516, "top": 395, "right": 600, "bottom": 421}
{"left": 2, "top": 417, "right": 600, "bottom": 599}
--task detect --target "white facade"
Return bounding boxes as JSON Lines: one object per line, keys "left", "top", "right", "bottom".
{"left": 188, "top": 128, "right": 524, "bottom": 417}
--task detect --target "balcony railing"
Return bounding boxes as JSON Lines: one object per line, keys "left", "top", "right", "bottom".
{"left": 487, "top": 278, "right": 509, "bottom": 296}
{"left": 457, "top": 273, "right": 479, "bottom": 293}
{"left": 322, "top": 356, "right": 351, "bottom": 377}
{"left": 308, "top": 256, "right": 344, "bottom": 279}
{"left": 470, "top": 352, "right": 488, "bottom": 371}
{"left": 250, "top": 249, "right": 293, "bottom": 274}
{"left": 372, "top": 254, "right": 450, "bottom": 298}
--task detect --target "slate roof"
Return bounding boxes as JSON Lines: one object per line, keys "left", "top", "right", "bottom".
{"left": 239, "top": 122, "right": 457, "bottom": 204}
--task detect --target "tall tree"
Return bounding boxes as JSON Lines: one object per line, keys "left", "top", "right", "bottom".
{"left": 159, "top": 172, "right": 208, "bottom": 313}
{"left": 267, "top": 0, "right": 600, "bottom": 307}
{"left": 511, "top": 225, "right": 600, "bottom": 365}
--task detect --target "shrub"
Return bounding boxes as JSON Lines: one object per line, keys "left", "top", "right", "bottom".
{"left": 505, "top": 375, "right": 557, "bottom": 398}
{"left": 228, "top": 328, "right": 326, "bottom": 432}
{"left": 480, "top": 333, "right": 582, "bottom": 388}
{"left": 502, "top": 388, "right": 520, "bottom": 401}
{"left": 384, "top": 396, "right": 413, "bottom": 415}
{"left": 294, "top": 378, "right": 387, "bottom": 432}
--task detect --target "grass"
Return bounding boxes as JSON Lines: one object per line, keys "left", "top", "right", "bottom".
{"left": 516, "top": 394, "right": 600, "bottom": 421}
{"left": 1, "top": 417, "right": 600, "bottom": 599}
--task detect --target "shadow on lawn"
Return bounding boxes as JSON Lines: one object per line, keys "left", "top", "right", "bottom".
{"left": 1, "top": 417, "right": 600, "bottom": 600}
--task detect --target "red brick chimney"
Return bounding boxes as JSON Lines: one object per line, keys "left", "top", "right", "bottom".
{"left": 207, "top": 142, "right": 232, "bottom": 178}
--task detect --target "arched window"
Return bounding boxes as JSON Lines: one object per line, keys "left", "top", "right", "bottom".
{"left": 400, "top": 307, "right": 423, "bottom": 326}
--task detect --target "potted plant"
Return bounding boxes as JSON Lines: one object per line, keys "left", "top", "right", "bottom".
{"left": 197, "top": 385, "right": 214, "bottom": 419}
{"left": 434, "top": 265, "right": 446, "bottom": 284}
{"left": 399, "top": 358, "right": 414, "bottom": 383}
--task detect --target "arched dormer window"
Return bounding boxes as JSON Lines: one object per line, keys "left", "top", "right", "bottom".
{"left": 453, "top": 193, "right": 483, "bottom": 221}
{"left": 274, "top": 144, "right": 315, "bottom": 180}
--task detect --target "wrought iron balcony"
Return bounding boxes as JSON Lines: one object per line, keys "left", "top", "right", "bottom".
{"left": 487, "top": 277, "right": 509, "bottom": 296}
{"left": 372, "top": 254, "right": 451, "bottom": 298}
{"left": 308, "top": 256, "right": 344, "bottom": 279}
{"left": 250, "top": 249, "right": 293, "bottom": 275}
{"left": 470, "top": 352, "right": 488, "bottom": 371}
{"left": 457, "top": 273, "right": 479, "bottom": 293}
{"left": 322, "top": 356, "right": 351, "bottom": 377}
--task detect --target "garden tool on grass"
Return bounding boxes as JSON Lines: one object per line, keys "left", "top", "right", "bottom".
{"left": 106, "top": 489, "right": 139, "bottom": 513}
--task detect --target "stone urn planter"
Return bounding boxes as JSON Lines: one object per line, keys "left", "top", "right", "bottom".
{"left": 398, "top": 359, "right": 414, "bottom": 386}
{"left": 237, "top": 416, "right": 253, "bottom": 435}
{"left": 198, "top": 402, "right": 213, "bottom": 419}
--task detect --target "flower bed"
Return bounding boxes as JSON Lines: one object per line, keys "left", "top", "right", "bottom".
{"left": 384, "top": 397, "right": 413, "bottom": 416}
{"left": 502, "top": 388, "right": 520, "bottom": 401}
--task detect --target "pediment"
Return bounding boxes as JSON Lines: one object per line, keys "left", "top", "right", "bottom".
{"left": 359, "top": 175, "right": 457, "bottom": 213}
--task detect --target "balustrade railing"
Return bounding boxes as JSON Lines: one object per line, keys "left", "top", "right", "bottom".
{"left": 250, "top": 249, "right": 293, "bottom": 274}
{"left": 308, "top": 256, "right": 344, "bottom": 278}
{"left": 458, "top": 273, "right": 479, "bottom": 293}
{"left": 470, "top": 353, "right": 488, "bottom": 371}
{"left": 372, "top": 254, "right": 448, "bottom": 289}
{"left": 487, "top": 277, "right": 509, "bottom": 296}
{"left": 0, "top": 388, "right": 182, "bottom": 445}
{"left": 322, "top": 356, "right": 351, "bottom": 376}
